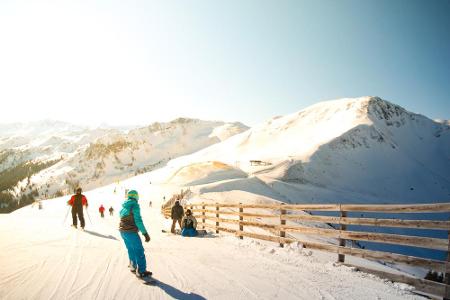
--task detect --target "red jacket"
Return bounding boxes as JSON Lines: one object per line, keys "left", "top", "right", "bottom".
{"left": 99, "top": 206, "right": 105, "bottom": 213}
{"left": 68, "top": 194, "right": 88, "bottom": 207}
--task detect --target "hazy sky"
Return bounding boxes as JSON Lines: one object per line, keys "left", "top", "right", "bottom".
{"left": 1, "top": 0, "right": 449, "bottom": 126}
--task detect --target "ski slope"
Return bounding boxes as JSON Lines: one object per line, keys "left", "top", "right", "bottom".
{"left": 0, "top": 172, "right": 425, "bottom": 300}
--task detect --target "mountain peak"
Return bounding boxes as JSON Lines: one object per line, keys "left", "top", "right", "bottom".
{"left": 365, "top": 97, "right": 411, "bottom": 122}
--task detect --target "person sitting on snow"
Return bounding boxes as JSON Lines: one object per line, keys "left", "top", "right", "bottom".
{"left": 181, "top": 209, "right": 198, "bottom": 237}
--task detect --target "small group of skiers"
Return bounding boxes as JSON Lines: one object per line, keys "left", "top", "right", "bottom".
{"left": 171, "top": 200, "right": 198, "bottom": 237}
{"left": 67, "top": 187, "right": 198, "bottom": 281}
{"left": 67, "top": 187, "right": 152, "bottom": 279}
{"left": 98, "top": 205, "right": 115, "bottom": 218}
{"left": 67, "top": 189, "right": 115, "bottom": 226}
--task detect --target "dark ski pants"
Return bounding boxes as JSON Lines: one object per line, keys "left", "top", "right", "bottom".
{"left": 72, "top": 209, "right": 85, "bottom": 228}
{"left": 120, "top": 231, "right": 147, "bottom": 273}
{"left": 171, "top": 219, "right": 182, "bottom": 233}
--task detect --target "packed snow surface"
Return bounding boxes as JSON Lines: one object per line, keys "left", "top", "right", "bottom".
{"left": 0, "top": 171, "right": 425, "bottom": 300}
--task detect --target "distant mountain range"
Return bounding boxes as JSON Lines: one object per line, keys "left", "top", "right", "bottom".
{"left": 0, "top": 118, "right": 248, "bottom": 212}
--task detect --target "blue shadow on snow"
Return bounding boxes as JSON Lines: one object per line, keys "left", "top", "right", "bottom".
{"left": 84, "top": 230, "right": 118, "bottom": 240}
{"left": 152, "top": 280, "right": 206, "bottom": 300}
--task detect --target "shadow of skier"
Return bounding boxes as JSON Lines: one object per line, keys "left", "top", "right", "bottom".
{"left": 152, "top": 280, "right": 206, "bottom": 300}
{"left": 83, "top": 230, "right": 118, "bottom": 240}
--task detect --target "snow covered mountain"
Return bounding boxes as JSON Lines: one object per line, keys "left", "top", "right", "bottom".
{"left": 1, "top": 97, "right": 448, "bottom": 298}
{"left": 167, "top": 96, "right": 450, "bottom": 204}
{"left": 0, "top": 122, "right": 123, "bottom": 171}
{"left": 157, "top": 97, "right": 449, "bottom": 261}
{"left": 0, "top": 119, "right": 248, "bottom": 212}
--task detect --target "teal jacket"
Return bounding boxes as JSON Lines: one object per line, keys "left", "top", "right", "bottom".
{"left": 119, "top": 199, "right": 147, "bottom": 234}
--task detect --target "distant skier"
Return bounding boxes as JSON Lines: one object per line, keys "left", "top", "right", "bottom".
{"left": 67, "top": 187, "right": 88, "bottom": 229}
{"left": 149, "top": 201, "right": 152, "bottom": 207}
{"left": 171, "top": 201, "right": 184, "bottom": 233}
{"left": 99, "top": 205, "right": 105, "bottom": 218}
{"left": 109, "top": 206, "right": 114, "bottom": 216}
{"left": 181, "top": 209, "right": 198, "bottom": 237}
{"left": 119, "top": 190, "right": 152, "bottom": 279}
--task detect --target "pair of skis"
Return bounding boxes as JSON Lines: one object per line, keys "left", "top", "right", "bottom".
{"left": 63, "top": 206, "right": 92, "bottom": 225}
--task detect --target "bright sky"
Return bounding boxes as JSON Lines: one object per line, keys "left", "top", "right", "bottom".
{"left": 0, "top": 0, "right": 449, "bottom": 126}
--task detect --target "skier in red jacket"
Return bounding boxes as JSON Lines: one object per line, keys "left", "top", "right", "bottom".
{"left": 99, "top": 205, "right": 105, "bottom": 218}
{"left": 68, "top": 187, "right": 88, "bottom": 229}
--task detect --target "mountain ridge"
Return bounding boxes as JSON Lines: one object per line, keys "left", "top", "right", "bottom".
{"left": 167, "top": 96, "right": 450, "bottom": 204}
{"left": 0, "top": 118, "right": 248, "bottom": 212}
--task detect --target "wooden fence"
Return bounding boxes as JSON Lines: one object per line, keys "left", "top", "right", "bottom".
{"left": 162, "top": 202, "right": 450, "bottom": 299}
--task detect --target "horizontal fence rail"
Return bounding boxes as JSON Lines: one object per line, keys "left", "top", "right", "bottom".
{"left": 162, "top": 202, "right": 450, "bottom": 299}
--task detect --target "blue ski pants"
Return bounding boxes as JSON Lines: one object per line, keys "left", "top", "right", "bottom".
{"left": 181, "top": 228, "right": 198, "bottom": 237}
{"left": 120, "top": 231, "right": 147, "bottom": 272}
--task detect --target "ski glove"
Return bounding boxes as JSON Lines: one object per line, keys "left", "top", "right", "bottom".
{"left": 143, "top": 233, "right": 151, "bottom": 242}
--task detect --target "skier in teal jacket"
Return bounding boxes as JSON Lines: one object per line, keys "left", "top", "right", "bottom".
{"left": 119, "top": 190, "right": 152, "bottom": 278}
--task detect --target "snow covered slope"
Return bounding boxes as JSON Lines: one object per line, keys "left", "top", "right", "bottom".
{"left": 0, "top": 170, "right": 425, "bottom": 300}
{"left": 168, "top": 96, "right": 450, "bottom": 204}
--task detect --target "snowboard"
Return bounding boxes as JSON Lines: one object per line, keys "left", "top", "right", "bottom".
{"left": 136, "top": 274, "right": 158, "bottom": 285}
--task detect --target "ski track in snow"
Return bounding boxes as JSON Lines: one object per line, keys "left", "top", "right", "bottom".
{"left": 0, "top": 182, "right": 426, "bottom": 300}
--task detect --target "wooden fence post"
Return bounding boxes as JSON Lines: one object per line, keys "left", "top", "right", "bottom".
{"left": 216, "top": 203, "right": 220, "bottom": 234}
{"left": 444, "top": 227, "right": 450, "bottom": 300}
{"left": 338, "top": 207, "right": 347, "bottom": 263}
{"left": 280, "top": 203, "right": 286, "bottom": 247}
{"left": 202, "top": 202, "right": 206, "bottom": 230}
{"left": 239, "top": 203, "right": 243, "bottom": 240}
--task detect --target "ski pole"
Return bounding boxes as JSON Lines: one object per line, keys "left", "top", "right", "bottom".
{"left": 85, "top": 206, "right": 92, "bottom": 225}
{"left": 63, "top": 205, "right": 71, "bottom": 225}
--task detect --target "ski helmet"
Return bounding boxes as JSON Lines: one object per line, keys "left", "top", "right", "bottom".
{"left": 127, "top": 190, "right": 139, "bottom": 201}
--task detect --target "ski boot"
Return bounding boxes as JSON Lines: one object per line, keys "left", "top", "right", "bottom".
{"left": 128, "top": 264, "right": 137, "bottom": 274}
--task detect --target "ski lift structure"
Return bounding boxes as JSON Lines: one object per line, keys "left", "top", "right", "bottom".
{"left": 249, "top": 160, "right": 271, "bottom": 166}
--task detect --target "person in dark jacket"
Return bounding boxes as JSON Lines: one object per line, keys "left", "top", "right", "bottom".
{"left": 171, "top": 201, "right": 184, "bottom": 233}
{"left": 67, "top": 187, "right": 88, "bottom": 229}
{"left": 109, "top": 206, "right": 114, "bottom": 216}
{"left": 119, "top": 190, "right": 152, "bottom": 279}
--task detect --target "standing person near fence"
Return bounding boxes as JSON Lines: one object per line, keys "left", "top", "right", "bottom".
{"left": 171, "top": 201, "right": 184, "bottom": 234}
{"left": 67, "top": 187, "right": 88, "bottom": 229}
